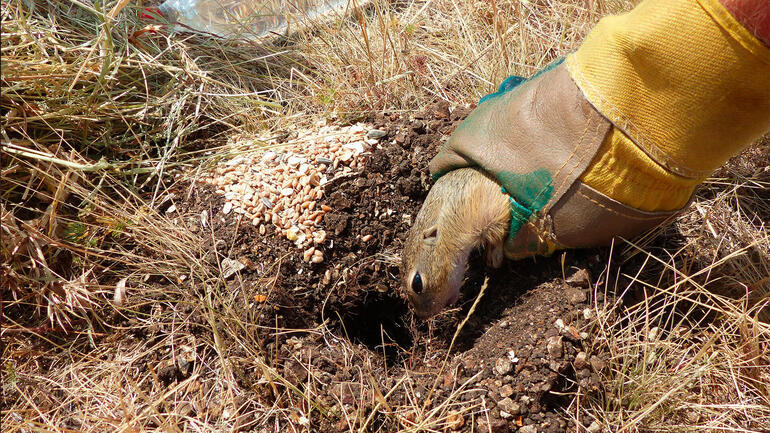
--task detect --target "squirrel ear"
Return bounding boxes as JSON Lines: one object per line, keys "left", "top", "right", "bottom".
{"left": 423, "top": 225, "right": 438, "bottom": 245}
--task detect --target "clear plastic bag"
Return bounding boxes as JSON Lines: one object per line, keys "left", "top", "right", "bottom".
{"left": 157, "top": 0, "right": 356, "bottom": 39}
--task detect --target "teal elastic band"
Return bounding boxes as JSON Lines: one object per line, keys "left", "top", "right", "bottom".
{"left": 477, "top": 57, "right": 565, "bottom": 105}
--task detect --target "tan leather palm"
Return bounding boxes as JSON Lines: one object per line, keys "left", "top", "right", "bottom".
{"left": 430, "top": 63, "right": 685, "bottom": 258}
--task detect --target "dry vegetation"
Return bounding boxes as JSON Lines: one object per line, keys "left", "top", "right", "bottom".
{"left": 2, "top": 0, "right": 768, "bottom": 432}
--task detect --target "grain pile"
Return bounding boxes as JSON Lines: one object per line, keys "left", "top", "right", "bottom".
{"left": 202, "top": 122, "right": 385, "bottom": 262}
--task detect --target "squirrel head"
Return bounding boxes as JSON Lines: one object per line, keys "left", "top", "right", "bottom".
{"left": 401, "top": 221, "right": 468, "bottom": 318}
{"left": 401, "top": 168, "right": 511, "bottom": 318}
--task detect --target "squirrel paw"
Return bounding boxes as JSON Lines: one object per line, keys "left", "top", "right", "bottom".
{"left": 485, "top": 242, "right": 504, "bottom": 269}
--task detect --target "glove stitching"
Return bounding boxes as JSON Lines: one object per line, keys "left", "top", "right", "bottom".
{"left": 550, "top": 113, "right": 590, "bottom": 196}
{"left": 553, "top": 114, "right": 605, "bottom": 206}
{"left": 576, "top": 190, "right": 678, "bottom": 221}
{"left": 539, "top": 104, "right": 596, "bottom": 214}
{"left": 567, "top": 55, "right": 711, "bottom": 180}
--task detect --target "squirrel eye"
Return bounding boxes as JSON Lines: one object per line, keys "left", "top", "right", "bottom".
{"left": 411, "top": 273, "right": 423, "bottom": 294}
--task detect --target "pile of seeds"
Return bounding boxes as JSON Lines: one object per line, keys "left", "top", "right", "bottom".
{"left": 201, "top": 122, "right": 385, "bottom": 262}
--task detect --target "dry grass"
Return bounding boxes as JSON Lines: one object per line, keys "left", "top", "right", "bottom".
{"left": 2, "top": 0, "right": 768, "bottom": 432}
{"left": 571, "top": 142, "right": 770, "bottom": 432}
{"left": 291, "top": 0, "right": 629, "bottom": 116}
{"left": 578, "top": 183, "right": 770, "bottom": 431}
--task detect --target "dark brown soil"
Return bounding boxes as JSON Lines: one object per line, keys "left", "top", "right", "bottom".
{"left": 180, "top": 103, "right": 611, "bottom": 432}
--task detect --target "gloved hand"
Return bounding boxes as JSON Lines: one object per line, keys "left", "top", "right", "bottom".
{"left": 429, "top": 61, "right": 683, "bottom": 259}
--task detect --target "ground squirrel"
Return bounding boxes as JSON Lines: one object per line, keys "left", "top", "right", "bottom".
{"left": 401, "top": 168, "right": 510, "bottom": 317}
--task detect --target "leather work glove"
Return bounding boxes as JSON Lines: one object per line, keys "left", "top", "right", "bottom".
{"left": 429, "top": 61, "right": 684, "bottom": 259}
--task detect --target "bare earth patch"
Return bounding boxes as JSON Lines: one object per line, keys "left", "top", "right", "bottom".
{"left": 163, "top": 104, "right": 616, "bottom": 432}
{"left": 3, "top": 0, "right": 768, "bottom": 431}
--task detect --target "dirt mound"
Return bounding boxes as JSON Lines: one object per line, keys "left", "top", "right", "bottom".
{"left": 181, "top": 103, "right": 609, "bottom": 432}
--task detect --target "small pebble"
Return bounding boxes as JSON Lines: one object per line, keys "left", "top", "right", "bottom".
{"left": 497, "top": 397, "right": 520, "bottom": 417}
{"left": 446, "top": 411, "right": 464, "bottom": 430}
{"left": 566, "top": 268, "right": 591, "bottom": 288}
{"left": 587, "top": 420, "right": 601, "bottom": 433}
{"left": 565, "top": 286, "right": 587, "bottom": 304}
{"left": 546, "top": 336, "right": 563, "bottom": 359}
{"left": 366, "top": 129, "right": 387, "bottom": 139}
{"left": 574, "top": 352, "right": 588, "bottom": 370}
{"left": 495, "top": 357, "right": 513, "bottom": 376}
{"left": 590, "top": 355, "right": 606, "bottom": 371}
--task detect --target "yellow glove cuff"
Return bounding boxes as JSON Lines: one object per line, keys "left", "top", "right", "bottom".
{"left": 569, "top": 0, "right": 770, "bottom": 211}
{"left": 581, "top": 127, "right": 701, "bottom": 211}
